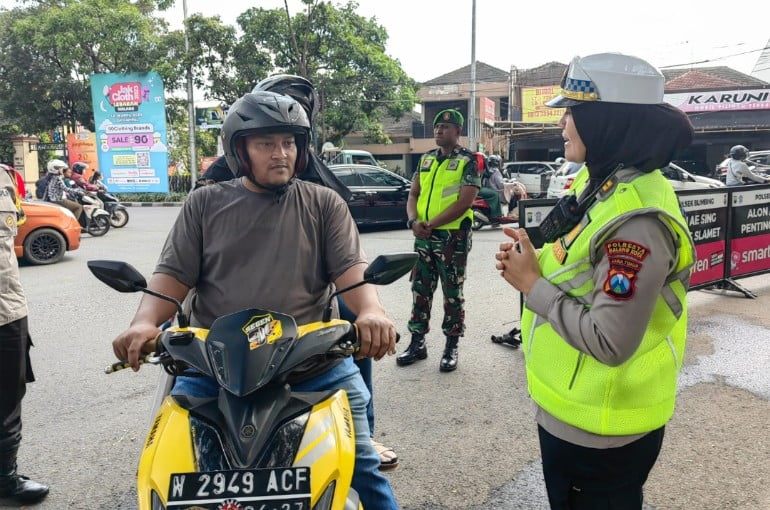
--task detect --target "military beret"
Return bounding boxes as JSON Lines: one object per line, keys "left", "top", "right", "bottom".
{"left": 433, "top": 109, "right": 464, "bottom": 127}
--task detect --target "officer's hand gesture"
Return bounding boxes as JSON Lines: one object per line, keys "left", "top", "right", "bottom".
{"left": 495, "top": 227, "right": 541, "bottom": 294}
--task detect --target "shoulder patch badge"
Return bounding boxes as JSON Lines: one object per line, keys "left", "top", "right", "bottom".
{"left": 446, "top": 159, "right": 460, "bottom": 170}
{"left": 421, "top": 157, "right": 434, "bottom": 170}
{"left": 602, "top": 240, "right": 650, "bottom": 301}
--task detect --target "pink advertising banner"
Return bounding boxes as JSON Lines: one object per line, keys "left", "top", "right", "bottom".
{"left": 728, "top": 187, "right": 770, "bottom": 277}
{"left": 665, "top": 89, "right": 770, "bottom": 113}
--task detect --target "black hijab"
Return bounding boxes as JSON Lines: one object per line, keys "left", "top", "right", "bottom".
{"left": 570, "top": 102, "right": 694, "bottom": 184}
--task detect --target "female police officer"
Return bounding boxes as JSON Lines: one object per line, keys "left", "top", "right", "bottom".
{"left": 495, "top": 53, "right": 696, "bottom": 509}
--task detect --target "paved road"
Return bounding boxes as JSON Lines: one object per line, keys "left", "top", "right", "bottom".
{"left": 8, "top": 206, "right": 770, "bottom": 509}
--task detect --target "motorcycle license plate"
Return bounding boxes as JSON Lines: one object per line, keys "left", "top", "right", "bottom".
{"left": 166, "top": 466, "right": 311, "bottom": 509}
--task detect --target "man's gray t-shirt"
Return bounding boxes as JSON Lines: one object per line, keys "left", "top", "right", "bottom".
{"left": 156, "top": 178, "right": 365, "bottom": 328}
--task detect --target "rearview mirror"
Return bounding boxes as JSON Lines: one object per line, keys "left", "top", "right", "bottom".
{"left": 364, "top": 253, "right": 418, "bottom": 285}
{"left": 88, "top": 260, "right": 190, "bottom": 328}
{"left": 87, "top": 260, "right": 147, "bottom": 293}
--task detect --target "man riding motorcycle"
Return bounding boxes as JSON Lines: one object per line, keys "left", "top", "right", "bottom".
{"left": 110, "top": 91, "right": 400, "bottom": 509}
{"left": 70, "top": 162, "right": 99, "bottom": 192}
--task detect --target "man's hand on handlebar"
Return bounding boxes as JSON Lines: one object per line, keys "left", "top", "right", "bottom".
{"left": 112, "top": 322, "right": 161, "bottom": 371}
{"left": 354, "top": 311, "right": 397, "bottom": 361}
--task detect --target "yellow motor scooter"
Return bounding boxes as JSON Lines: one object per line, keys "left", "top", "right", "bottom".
{"left": 88, "top": 253, "right": 416, "bottom": 510}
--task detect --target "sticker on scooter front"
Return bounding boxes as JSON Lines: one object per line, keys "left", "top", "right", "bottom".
{"left": 166, "top": 466, "right": 311, "bottom": 509}
{"left": 242, "top": 314, "right": 283, "bottom": 351}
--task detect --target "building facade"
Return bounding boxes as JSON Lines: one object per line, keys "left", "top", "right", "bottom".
{"left": 341, "top": 61, "right": 770, "bottom": 178}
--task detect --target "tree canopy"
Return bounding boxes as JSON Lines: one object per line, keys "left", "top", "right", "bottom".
{"left": 0, "top": 0, "right": 417, "bottom": 154}
{"left": 0, "top": 0, "right": 182, "bottom": 133}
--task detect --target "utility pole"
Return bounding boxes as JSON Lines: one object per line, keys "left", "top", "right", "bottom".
{"left": 468, "top": 0, "right": 477, "bottom": 152}
{"left": 183, "top": 0, "right": 198, "bottom": 184}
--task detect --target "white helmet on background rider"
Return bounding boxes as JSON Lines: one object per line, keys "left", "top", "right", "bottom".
{"left": 487, "top": 155, "right": 502, "bottom": 168}
{"left": 46, "top": 159, "right": 68, "bottom": 174}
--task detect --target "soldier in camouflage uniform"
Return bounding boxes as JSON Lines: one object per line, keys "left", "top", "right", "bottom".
{"left": 398, "top": 109, "right": 480, "bottom": 372}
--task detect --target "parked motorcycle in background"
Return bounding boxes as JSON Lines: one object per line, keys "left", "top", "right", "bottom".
{"left": 96, "top": 188, "right": 129, "bottom": 228}
{"left": 89, "top": 169, "right": 130, "bottom": 228}
{"left": 471, "top": 180, "right": 527, "bottom": 230}
{"left": 72, "top": 190, "right": 111, "bottom": 236}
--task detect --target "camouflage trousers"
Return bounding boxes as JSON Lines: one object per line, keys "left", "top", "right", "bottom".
{"left": 408, "top": 229, "right": 472, "bottom": 337}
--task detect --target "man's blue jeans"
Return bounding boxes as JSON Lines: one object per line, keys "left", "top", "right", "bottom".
{"left": 172, "top": 357, "right": 398, "bottom": 510}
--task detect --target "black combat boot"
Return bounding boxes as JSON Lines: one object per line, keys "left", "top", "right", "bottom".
{"left": 396, "top": 334, "right": 427, "bottom": 366}
{"left": 439, "top": 336, "right": 459, "bottom": 372}
{"left": 0, "top": 453, "right": 49, "bottom": 505}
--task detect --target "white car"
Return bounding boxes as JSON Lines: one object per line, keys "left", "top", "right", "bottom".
{"left": 547, "top": 161, "right": 585, "bottom": 198}
{"left": 502, "top": 161, "right": 560, "bottom": 197}
{"left": 547, "top": 161, "right": 723, "bottom": 199}
{"left": 662, "top": 163, "right": 725, "bottom": 190}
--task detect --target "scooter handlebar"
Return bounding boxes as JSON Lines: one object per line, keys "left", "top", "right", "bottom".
{"left": 104, "top": 353, "right": 155, "bottom": 374}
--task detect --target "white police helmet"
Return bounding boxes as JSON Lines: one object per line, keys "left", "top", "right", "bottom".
{"left": 546, "top": 53, "right": 665, "bottom": 108}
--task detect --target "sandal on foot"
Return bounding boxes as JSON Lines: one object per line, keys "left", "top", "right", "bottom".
{"left": 372, "top": 439, "right": 398, "bottom": 470}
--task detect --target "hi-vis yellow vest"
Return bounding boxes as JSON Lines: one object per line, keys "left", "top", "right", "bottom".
{"left": 416, "top": 150, "right": 474, "bottom": 230}
{"left": 521, "top": 168, "right": 695, "bottom": 436}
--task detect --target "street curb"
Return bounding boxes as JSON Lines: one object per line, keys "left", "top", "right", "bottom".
{"left": 121, "top": 202, "right": 184, "bottom": 207}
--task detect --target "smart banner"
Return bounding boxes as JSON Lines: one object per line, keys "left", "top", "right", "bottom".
{"left": 677, "top": 190, "right": 729, "bottom": 288}
{"left": 90, "top": 72, "right": 169, "bottom": 193}
{"left": 727, "top": 185, "right": 770, "bottom": 278}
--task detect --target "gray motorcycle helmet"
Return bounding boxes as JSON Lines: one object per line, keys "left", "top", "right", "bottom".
{"left": 729, "top": 145, "right": 749, "bottom": 160}
{"left": 222, "top": 91, "right": 311, "bottom": 181}
{"left": 252, "top": 74, "right": 317, "bottom": 124}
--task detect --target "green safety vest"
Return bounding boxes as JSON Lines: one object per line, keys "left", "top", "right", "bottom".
{"left": 521, "top": 168, "right": 695, "bottom": 436}
{"left": 416, "top": 151, "right": 474, "bottom": 230}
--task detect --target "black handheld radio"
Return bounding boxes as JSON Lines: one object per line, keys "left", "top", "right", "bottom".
{"left": 537, "top": 165, "right": 623, "bottom": 244}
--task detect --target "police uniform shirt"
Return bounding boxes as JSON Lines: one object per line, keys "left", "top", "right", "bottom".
{"left": 525, "top": 213, "right": 680, "bottom": 448}
{"left": 0, "top": 168, "right": 27, "bottom": 326}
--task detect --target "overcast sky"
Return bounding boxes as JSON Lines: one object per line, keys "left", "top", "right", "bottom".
{"left": 162, "top": 0, "right": 770, "bottom": 82}
{"left": 1, "top": 0, "right": 767, "bottom": 82}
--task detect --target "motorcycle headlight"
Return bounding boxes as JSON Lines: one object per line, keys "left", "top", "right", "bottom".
{"left": 151, "top": 489, "right": 166, "bottom": 510}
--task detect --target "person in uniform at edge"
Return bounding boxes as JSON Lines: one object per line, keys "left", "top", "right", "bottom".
{"left": 398, "top": 109, "right": 480, "bottom": 372}
{"left": 495, "top": 53, "right": 696, "bottom": 509}
{"left": 110, "top": 91, "right": 400, "bottom": 509}
{"left": 0, "top": 165, "right": 49, "bottom": 505}
{"left": 725, "top": 145, "right": 770, "bottom": 185}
